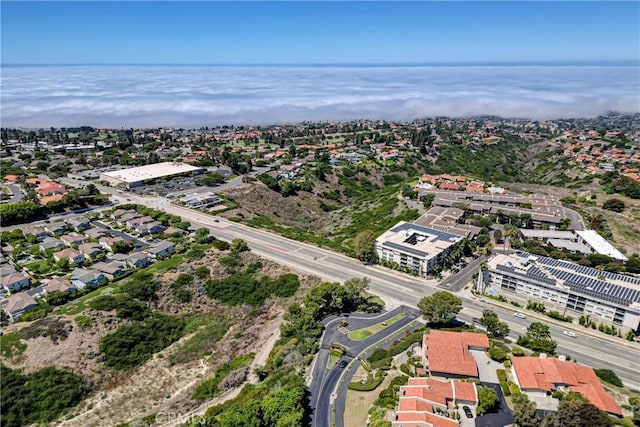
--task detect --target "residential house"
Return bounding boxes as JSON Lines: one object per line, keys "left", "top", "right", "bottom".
{"left": 147, "top": 240, "right": 175, "bottom": 258}
{"left": 26, "top": 285, "right": 48, "bottom": 298}
{"left": 67, "top": 217, "right": 91, "bottom": 232}
{"left": 117, "top": 212, "right": 141, "bottom": 226}
{"left": 91, "top": 261, "right": 127, "bottom": 280}
{"left": 54, "top": 248, "right": 85, "bottom": 265}
{"left": 98, "top": 236, "right": 125, "bottom": 252}
{"left": 44, "top": 277, "right": 76, "bottom": 294}
{"left": 393, "top": 377, "right": 478, "bottom": 427}
{"left": 70, "top": 268, "right": 106, "bottom": 289}
{"left": 136, "top": 220, "right": 165, "bottom": 235}
{"left": 60, "top": 233, "right": 87, "bottom": 247}
{"left": 39, "top": 237, "right": 65, "bottom": 252}
{"left": 132, "top": 252, "right": 152, "bottom": 268}
{"left": 77, "top": 243, "right": 104, "bottom": 260}
{"left": 111, "top": 208, "right": 137, "bottom": 220}
{"left": 4, "top": 292, "right": 38, "bottom": 321}
{"left": 0, "top": 272, "right": 30, "bottom": 294}
{"left": 84, "top": 227, "right": 110, "bottom": 240}
{"left": 422, "top": 331, "right": 489, "bottom": 378}
{"left": 163, "top": 226, "right": 187, "bottom": 237}
{"left": 0, "top": 264, "right": 18, "bottom": 278}
{"left": 45, "top": 221, "right": 68, "bottom": 235}
{"left": 512, "top": 356, "right": 621, "bottom": 416}
{"left": 23, "top": 225, "right": 48, "bottom": 242}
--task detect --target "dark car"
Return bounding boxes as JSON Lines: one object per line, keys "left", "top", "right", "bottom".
{"left": 338, "top": 360, "right": 348, "bottom": 368}
{"left": 463, "top": 406, "right": 473, "bottom": 418}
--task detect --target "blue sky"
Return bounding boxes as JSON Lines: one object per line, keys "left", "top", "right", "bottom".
{"left": 2, "top": 1, "right": 639, "bottom": 65}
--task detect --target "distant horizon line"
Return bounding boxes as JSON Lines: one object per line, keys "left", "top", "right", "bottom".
{"left": 2, "top": 60, "right": 640, "bottom": 68}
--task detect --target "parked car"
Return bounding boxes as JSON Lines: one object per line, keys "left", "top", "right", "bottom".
{"left": 514, "top": 312, "right": 526, "bottom": 319}
{"left": 472, "top": 317, "right": 482, "bottom": 324}
{"left": 563, "top": 330, "right": 577, "bottom": 338}
{"left": 463, "top": 406, "right": 473, "bottom": 418}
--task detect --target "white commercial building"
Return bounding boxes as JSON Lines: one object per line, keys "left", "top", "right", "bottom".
{"left": 100, "top": 162, "right": 203, "bottom": 188}
{"left": 519, "top": 229, "right": 627, "bottom": 262}
{"left": 483, "top": 252, "right": 640, "bottom": 331}
{"left": 375, "top": 221, "right": 463, "bottom": 277}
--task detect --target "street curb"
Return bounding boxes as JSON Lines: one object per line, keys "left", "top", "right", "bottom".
{"left": 470, "top": 292, "right": 640, "bottom": 351}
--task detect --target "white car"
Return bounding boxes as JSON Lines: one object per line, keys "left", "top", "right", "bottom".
{"left": 514, "top": 312, "right": 526, "bottom": 319}
{"left": 563, "top": 330, "right": 577, "bottom": 338}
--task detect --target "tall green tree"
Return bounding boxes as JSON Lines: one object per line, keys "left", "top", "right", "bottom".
{"left": 512, "top": 394, "right": 541, "bottom": 427}
{"left": 417, "top": 291, "right": 462, "bottom": 325}
{"left": 541, "top": 398, "right": 611, "bottom": 427}
{"left": 353, "top": 230, "right": 377, "bottom": 262}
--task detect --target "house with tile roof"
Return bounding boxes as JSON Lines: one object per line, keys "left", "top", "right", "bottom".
{"left": 4, "top": 292, "right": 38, "bottom": 321}
{"left": 393, "top": 377, "right": 477, "bottom": 427}
{"left": 1, "top": 272, "right": 31, "bottom": 294}
{"left": 511, "top": 355, "right": 621, "bottom": 416}
{"left": 44, "top": 277, "right": 76, "bottom": 294}
{"left": 54, "top": 248, "right": 85, "bottom": 265}
{"left": 423, "top": 331, "right": 489, "bottom": 378}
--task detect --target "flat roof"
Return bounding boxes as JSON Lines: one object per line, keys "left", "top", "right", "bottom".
{"left": 488, "top": 252, "right": 640, "bottom": 307}
{"left": 576, "top": 230, "right": 627, "bottom": 261}
{"left": 520, "top": 229, "right": 576, "bottom": 239}
{"left": 101, "top": 162, "right": 202, "bottom": 184}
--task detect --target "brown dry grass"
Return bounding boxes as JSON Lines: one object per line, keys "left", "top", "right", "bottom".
{"left": 2, "top": 247, "right": 322, "bottom": 427}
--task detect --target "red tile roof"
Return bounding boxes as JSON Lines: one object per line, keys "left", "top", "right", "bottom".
{"left": 512, "top": 357, "right": 621, "bottom": 416}
{"left": 425, "top": 331, "right": 489, "bottom": 377}
{"left": 395, "top": 412, "right": 458, "bottom": 427}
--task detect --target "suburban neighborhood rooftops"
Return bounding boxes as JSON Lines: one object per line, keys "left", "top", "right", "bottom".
{"left": 512, "top": 357, "right": 621, "bottom": 415}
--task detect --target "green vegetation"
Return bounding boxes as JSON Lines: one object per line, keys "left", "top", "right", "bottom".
{"left": 517, "top": 322, "right": 557, "bottom": 354}
{"left": 279, "top": 278, "right": 383, "bottom": 362}
{"left": 476, "top": 386, "right": 499, "bottom": 416}
{"left": 594, "top": 368, "right": 624, "bottom": 387}
{"left": 99, "top": 315, "right": 185, "bottom": 370}
{"left": 205, "top": 262, "right": 300, "bottom": 306}
{"left": 1, "top": 364, "right": 92, "bottom": 427}
{"left": 417, "top": 291, "right": 462, "bottom": 325}
{"left": 25, "top": 258, "right": 57, "bottom": 275}
{"left": 497, "top": 369, "right": 510, "bottom": 396}
{"left": 348, "top": 370, "right": 386, "bottom": 391}
{"left": 347, "top": 313, "right": 407, "bottom": 341}
{"left": 17, "top": 318, "right": 72, "bottom": 344}
{"left": 374, "top": 374, "right": 409, "bottom": 408}
{"left": 366, "top": 328, "right": 426, "bottom": 370}
{"left": 192, "top": 353, "right": 254, "bottom": 400}
{"left": 480, "top": 309, "right": 510, "bottom": 337}
{"left": 170, "top": 315, "right": 229, "bottom": 364}
{"left": 0, "top": 333, "right": 27, "bottom": 358}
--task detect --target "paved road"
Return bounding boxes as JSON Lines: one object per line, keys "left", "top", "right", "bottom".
{"left": 564, "top": 206, "right": 585, "bottom": 231}
{"left": 309, "top": 307, "right": 422, "bottom": 427}
{"left": 2, "top": 183, "right": 24, "bottom": 203}
{"left": 84, "top": 188, "right": 640, "bottom": 389}
{"left": 437, "top": 256, "right": 486, "bottom": 292}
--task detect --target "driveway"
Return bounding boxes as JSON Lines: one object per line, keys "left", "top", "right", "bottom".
{"left": 470, "top": 349, "right": 502, "bottom": 384}
{"left": 475, "top": 383, "right": 515, "bottom": 427}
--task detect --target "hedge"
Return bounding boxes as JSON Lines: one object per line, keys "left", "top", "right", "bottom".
{"left": 508, "top": 381, "right": 522, "bottom": 396}
{"left": 496, "top": 369, "right": 510, "bottom": 396}
{"left": 348, "top": 372, "right": 386, "bottom": 391}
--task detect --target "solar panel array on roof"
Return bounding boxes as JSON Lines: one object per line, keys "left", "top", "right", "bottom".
{"left": 546, "top": 267, "right": 640, "bottom": 306}
{"left": 516, "top": 251, "right": 640, "bottom": 285}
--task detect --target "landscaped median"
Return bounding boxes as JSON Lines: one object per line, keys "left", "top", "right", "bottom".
{"left": 347, "top": 312, "right": 407, "bottom": 341}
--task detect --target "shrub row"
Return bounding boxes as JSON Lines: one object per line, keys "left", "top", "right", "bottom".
{"left": 496, "top": 369, "right": 510, "bottom": 396}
